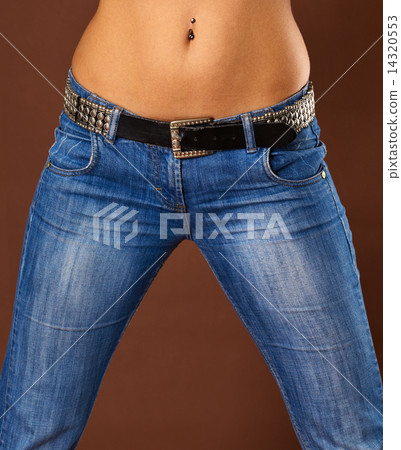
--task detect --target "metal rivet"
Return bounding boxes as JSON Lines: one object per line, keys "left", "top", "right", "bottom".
{"left": 321, "top": 170, "right": 326, "bottom": 179}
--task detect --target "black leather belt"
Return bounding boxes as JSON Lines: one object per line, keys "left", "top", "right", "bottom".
{"left": 63, "top": 76, "right": 315, "bottom": 159}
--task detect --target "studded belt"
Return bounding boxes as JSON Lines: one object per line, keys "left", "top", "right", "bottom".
{"left": 63, "top": 76, "right": 315, "bottom": 159}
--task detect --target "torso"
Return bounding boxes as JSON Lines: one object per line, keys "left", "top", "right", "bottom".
{"left": 71, "top": 0, "right": 310, "bottom": 121}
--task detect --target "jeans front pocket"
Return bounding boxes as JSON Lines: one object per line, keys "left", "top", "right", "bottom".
{"left": 261, "top": 118, "right": 327, "bottom": 187}
{"left": 47, "top": 126, "right": 99, "bottom": 177}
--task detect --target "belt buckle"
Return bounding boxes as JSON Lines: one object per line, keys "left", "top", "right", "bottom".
{"left": 170, "top": 117, "right": 215, "bottom": 159}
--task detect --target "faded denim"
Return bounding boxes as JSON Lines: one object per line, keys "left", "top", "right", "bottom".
{"left": 0, "top": 68, "right": 383, "bottom": 449}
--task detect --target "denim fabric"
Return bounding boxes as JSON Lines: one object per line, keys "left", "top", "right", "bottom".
{"left": 0, "top": 67, "right": 383, "bottom": 449}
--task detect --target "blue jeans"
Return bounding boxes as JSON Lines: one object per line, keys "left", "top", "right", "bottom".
{"left": 0, "top": 68, "right": 383, "bottom": 449}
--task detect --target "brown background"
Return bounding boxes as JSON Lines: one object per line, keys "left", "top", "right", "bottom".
{"left": 0, "top": 1, "right": 382, "bottom": 449}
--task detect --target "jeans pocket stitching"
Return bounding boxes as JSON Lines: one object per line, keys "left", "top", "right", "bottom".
{"left": 261, "top": 145, "right": 326, "bottom": 187}
{"left": 47, "top": 131, "right": 99, "bottom": 177}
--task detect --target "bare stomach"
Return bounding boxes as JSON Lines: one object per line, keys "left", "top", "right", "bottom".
{"left": 71, "top": 0, "right": 310, "bottom": 121}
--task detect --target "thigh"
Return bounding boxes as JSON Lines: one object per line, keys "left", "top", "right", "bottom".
{"left": 191, "top": 152, "right": 383, "bottom": 449}
{"left": 0, "top": 148, "right": 177, "bottom": 448}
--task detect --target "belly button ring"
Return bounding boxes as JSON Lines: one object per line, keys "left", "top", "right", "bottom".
{"left": 188, "top": 18, "right": 196, "bottom": 40}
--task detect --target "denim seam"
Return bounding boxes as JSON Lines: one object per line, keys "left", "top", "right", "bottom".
{"left": 183, "top": 212, "right": 193, "bottom": 241}
{"left": 153, "top": 149, "right": 183, "bottom": 211}
{"left": 171, "top": 156, "right": 186, "bottom": 211}
{"left": 323, "top": 170, "right": 360, "bottom": 282}
{"left": 169, "top": 151, "right": 177, "bottom": 203}
{"left": 150, "top": 145, "right": 161, "bottom": 190}
{"left": 115, "top": 250, "right": 172, "bottom": 339}
{"left": 153, "top": 146, "right": 163, "bottom": 189}
{"left": 324, "top": 176, "right": 383, "bottom": 415}
{"left": 0, "top": 306, "right": 18, "bottom": 449}
{"left": 309, "top": 118, "right": 320, "bottom": 148}
{"left": 333, "top": 202, "right": 383, "bottom": 409}
{"left": 352, "top": 291, "right": 384, "bottom": 414}
{"left": 149, "top": 145, "right": 183, "bottom": 211}
{"left": 0, "top": 162, "right": 48, "bottom": 447}
{"left": 332, "top": 222, "right": 381, "bottom": 398}
{"left": 154, "top": 147, "right": 184, "bottom": 210}
{"left": 197, "top": 248, "right": 312, "bottom": 450}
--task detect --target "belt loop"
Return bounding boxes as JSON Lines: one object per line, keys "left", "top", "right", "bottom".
{"left": 105, "top": 106, "right": 123, "bottom": 144}
{"left": 241, "top": 113, "right": 257, "bottom": 154}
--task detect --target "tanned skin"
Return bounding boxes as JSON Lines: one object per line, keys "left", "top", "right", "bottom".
{"left": 72, "top": 0, "right": 310, "bottom": 121}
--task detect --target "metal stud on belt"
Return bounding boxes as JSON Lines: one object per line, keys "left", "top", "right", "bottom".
{"left": 251, "top": 82, "right": 315, "bottom": 132}
{"left": 64, "top": 78, "right": 113, "bottom": 137}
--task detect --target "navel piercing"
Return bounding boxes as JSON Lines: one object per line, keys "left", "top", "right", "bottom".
{"left": 188, "top": 18, "right": 196, "bottom": 40}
